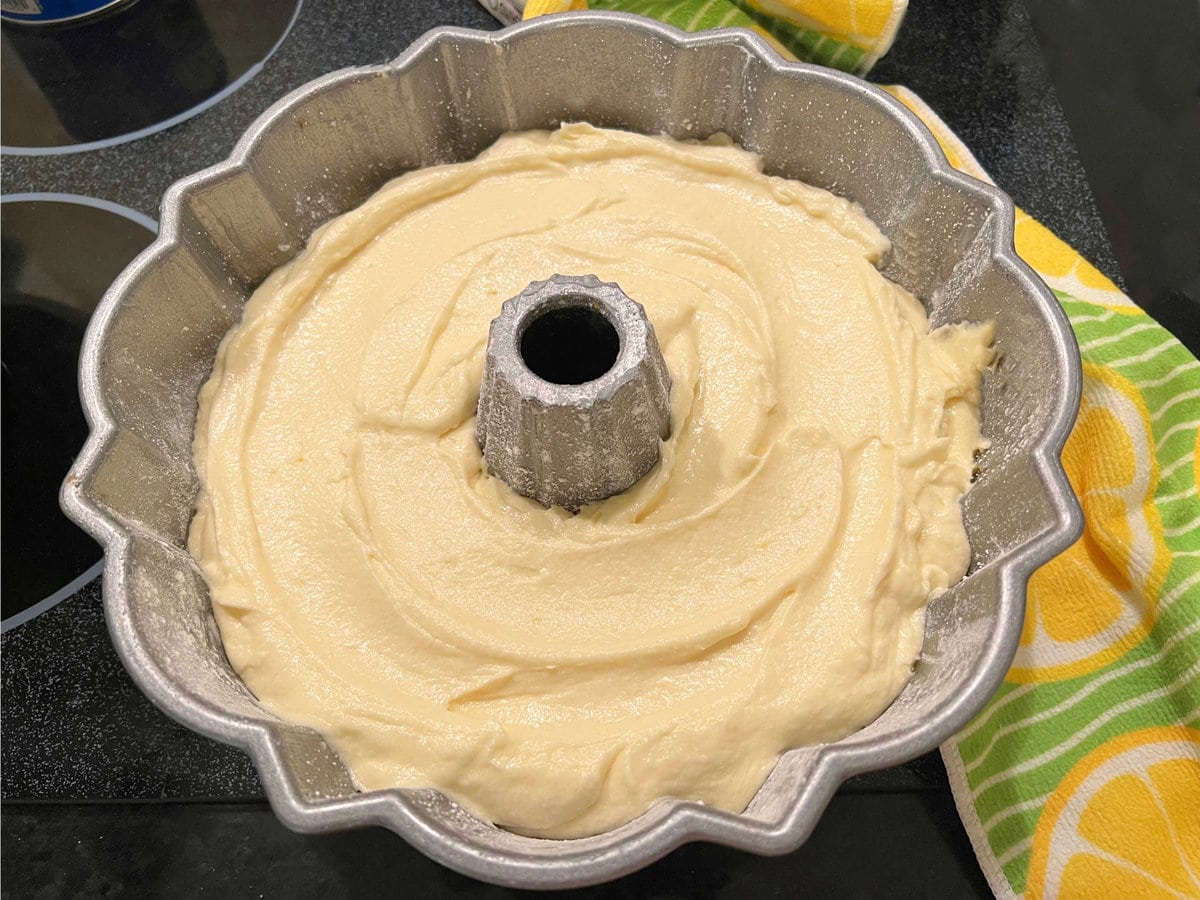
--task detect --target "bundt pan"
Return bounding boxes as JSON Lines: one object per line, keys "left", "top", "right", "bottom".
{"left": 62, "top": 12, "right": 1083, "bottom": 889}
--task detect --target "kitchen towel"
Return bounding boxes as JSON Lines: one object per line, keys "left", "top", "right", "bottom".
{"left": 888, "top": 89, "right": 1200, "bottom": 900}
{"left": 518, "top": 0, "right": 907, "bottom": 73}
{"left": 486, "top": 4, "right": 1200, "bottom": 896}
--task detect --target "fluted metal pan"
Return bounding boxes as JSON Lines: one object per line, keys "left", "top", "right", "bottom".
{"left": 62, "top": 12, "right": 1083, "bottom": 889}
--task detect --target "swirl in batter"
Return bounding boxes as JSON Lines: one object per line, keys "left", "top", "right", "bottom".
{"left": 190, "top": 124, "right": 993, "bottom": 838}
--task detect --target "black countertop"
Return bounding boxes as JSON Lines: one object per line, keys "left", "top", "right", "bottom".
{"left": 3, "top": 0, "right": 1196, "bottom": 896}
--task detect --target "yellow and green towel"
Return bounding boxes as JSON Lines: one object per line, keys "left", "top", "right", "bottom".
{"left": 494, "top": 3, "right": 1200, "bottom": 895}
{"left": 895, "top": 90, "right": 1200, "bottom": 900}
{"left": 522, "top": 0, "right": 908, "bottom": 74}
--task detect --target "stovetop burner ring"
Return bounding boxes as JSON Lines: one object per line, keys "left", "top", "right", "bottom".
{"left": 1, "top": 0, "right": 303, "bottom": 155}
{"left": 1, "top": 191, "right": 156, "bottom": 630}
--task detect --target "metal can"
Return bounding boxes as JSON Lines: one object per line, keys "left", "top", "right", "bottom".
{"left": 0, "top": 0, "right": 134, "bottom": 26}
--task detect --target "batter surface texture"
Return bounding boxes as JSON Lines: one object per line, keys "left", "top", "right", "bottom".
{"left": 190, "top": 124, "right": 993, "bottom": 838}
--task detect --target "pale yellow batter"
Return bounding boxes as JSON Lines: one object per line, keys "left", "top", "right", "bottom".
{"left": 190, "top": 124, "right": 993, "bottom": 838}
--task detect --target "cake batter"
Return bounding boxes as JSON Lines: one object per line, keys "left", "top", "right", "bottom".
{"left": 190, "top": 124, "right": 993, "bottom": 838}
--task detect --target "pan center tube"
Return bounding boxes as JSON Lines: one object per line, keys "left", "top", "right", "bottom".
{"left": 475, "top": 274, "right": 672, "bottom": 511}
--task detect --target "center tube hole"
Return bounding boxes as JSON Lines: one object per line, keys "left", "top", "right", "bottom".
{"left": 520, "top": 303, "right": 620, "bottom": 385}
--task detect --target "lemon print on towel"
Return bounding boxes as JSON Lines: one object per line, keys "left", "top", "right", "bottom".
{"left": 1014, "top": 210, "right": 1138, "bottom": 312}
{"left": 1014, "top": 364, "right": 1172, "bottom": 683}
{"left": 1026, "top": 726, "right": 1200, "bottom": 899}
